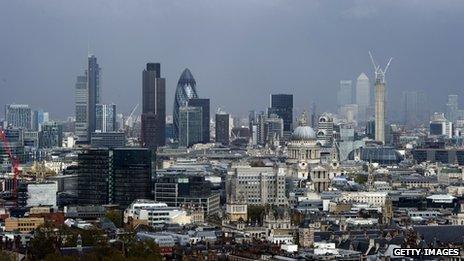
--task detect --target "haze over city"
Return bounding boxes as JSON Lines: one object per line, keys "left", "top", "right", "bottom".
{"left": 1, "top": 0, "right": 464, "bottom": 119}
{"left": 3, "top": 2, "right": 464, "bottom": 260}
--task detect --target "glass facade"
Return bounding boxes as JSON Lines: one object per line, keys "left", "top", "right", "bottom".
{"left": 173, "top": 69, "right": 198, "bottom": 140}
{"left": 179, "top": 106, "right": 203, "bottom": 147}
{"left": 348, "top": 147, "right": 403, "bottom": 165}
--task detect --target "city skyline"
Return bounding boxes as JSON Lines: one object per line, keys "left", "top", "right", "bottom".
{"left": 2, "top": 2, "right": 464, "bottom": 259}
{"left": 1, "top": 1, "right": 464, "bottom": 119}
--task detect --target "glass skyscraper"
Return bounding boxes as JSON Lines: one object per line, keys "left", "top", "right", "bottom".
{"left": 173, "top": 68, "right": 198, "bottom": 140}
{"left": 178, "top": 106, "right": 203, "bottom": 147}
{"left": 141, "top": 63, "right": 166, "bottom": 149}
{"left": 188, "top": 98, "right": 210, "bottom": 143}
{"left": 75, "top": 75, "right": 88, "bottom": 143}
{"left": 215, "top": 111, "right": 230, "bottom": 146}
{"left": 355, "top": 73, "right": 370, "bottom": 122}
{"left": 87, "top": 55, "right": 101, "bottom": 139}
{"left": 268, "top": 94, "right": 293, "bottom": 135}
{"left": 96, "top": 104, "right": 117, "bottom": 132}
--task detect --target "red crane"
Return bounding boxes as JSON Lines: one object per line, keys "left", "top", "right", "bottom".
{"left": 0, "top": 129, "right": 20, "bottom": 198}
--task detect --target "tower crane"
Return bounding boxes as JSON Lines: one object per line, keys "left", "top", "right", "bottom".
{"left": 0, "top": 129, "right": 20, "bottom": 198}
{"left": 125, "top": 103, "right": 139, "bottom": 127}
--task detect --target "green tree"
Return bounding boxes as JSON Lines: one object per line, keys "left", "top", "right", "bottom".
{"left": 354, "top": 174, "right": 367, "bottom": 184}
{"left": 105, "top": 210, "right": 123, "bottom": 228}
{"left": 28, "top": 231, "right": 58, "bottom": 260}
{"left": 247, "top": 205, "right": 266, "bottom": 223}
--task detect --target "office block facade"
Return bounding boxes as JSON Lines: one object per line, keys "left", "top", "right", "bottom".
{"left": 141, "top": 63, "right": 166, "bottom": 149}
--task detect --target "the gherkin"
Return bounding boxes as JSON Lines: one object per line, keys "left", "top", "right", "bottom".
{"left": 173, "top": 68, "right": 198, "bottom": 139}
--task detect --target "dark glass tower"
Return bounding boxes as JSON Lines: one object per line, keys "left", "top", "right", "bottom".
{"left": 188, "top": 98, "right": 210, "bottom": 143}
{"left": 77, "top": 148, "right": 152, "bottom": 209}
{"left": 173, "top": 69, "right": 198, "bottom": 140}
{"left": 87, "top": 55, "right": 101, "bottom": 140}
{"left": 215, "top": 112, "right": 230, "bottom": 146}
{"left": 141, "top": 63, "right": 166, "bottom": 149}
{"left": 268, "top": 94, "right": 293, "bottom": 134}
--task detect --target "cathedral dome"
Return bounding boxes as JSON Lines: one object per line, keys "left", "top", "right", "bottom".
{"left": 292, "top": 126, "right": 316, "bottom": 140}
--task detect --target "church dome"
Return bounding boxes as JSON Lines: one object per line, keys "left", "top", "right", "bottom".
{"left": 292, "top": 126, "right": 316, "bottom": 140}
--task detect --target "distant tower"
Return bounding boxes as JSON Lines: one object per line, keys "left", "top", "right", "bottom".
{"left": 369, "top": 52, "right": 392, "bottom": 144}
{"left": 215, "top": 109, "right": 230, "bottom": 146}
{"left": 356, "top": 73, "right": 370, "bottom": 122}
{"left": 87, "top": 55, "right": 101, "bottom": 140}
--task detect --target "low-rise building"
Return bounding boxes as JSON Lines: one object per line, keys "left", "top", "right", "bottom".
{"left": 5, "top": 217, "right": 45, "bottom": 233}
{"left": 124, "top": 200, "right": 195, "bottom": 227}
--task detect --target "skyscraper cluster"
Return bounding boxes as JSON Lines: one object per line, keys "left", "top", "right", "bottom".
{"left": 336, "top": 74, "right": 371, "bottom": 124}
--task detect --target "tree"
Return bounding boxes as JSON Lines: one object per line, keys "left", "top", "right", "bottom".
{"left": 28, "top": 230, "right": 58, "bottom": 260}
{"left": 105, "top": 210, "right": 123, "bottom": 228}
{"left": 247, "top": 205, "right": 266, "bottom": 223}
{"left": 125, "top": 239, "right": 162, "bottom": 260}
{"left": 354, "top": 174, "right": 367, "bottom": 184}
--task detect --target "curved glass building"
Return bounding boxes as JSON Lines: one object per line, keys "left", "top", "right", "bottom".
{"left": 173, "top": 68, "right": 198, "bottom": 139}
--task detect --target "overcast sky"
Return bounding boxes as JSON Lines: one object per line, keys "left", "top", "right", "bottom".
{"left": 1, "top": 0, "right": 464, "bottom": 120}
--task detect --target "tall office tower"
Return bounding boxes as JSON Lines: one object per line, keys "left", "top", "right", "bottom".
{"left": 355, "top": 73, "right": 370, "bottom": 122}
{"left": 188, "top": 98, "right": 210, "bottom": 143}
{"left": 370, "top": 52, "right": 392, "bottom": 144}
{"left": 402, "top": 91, "right": 417, "bottom": 126}
{"left": 401, "top": 91, "right": 428, "bottom": 127}
{"left": 141, "top": 63, "right": 166, "bottom": 149}
{"left": 173, "top": 69, "right": 198, "bottom": 140}
{"left": 337, "top": 80, "right": 353, "bottom": 112}
{"left": 248, "top": 110, "right": 257, "bottom": 145}
{"left": 96, "top": 104, "right": 116, "bottom": 132}
{"left": 87, "top": 55, "right": 101, "bottom": 139}
{"left": 39, "top": 121, "right": 63, "bottom": 148}
{"left": 446, "top": 94, "right": 459, "bottom": 123}
{"left": 268, "top": 94, "right": 293, "bottom": 137}
{"left": 178, "top": 106, "right": 203, "bottom": 147}
{"left": 5, "top": 104, "right": 32, "bottom": 130}
{"left": 32, "top": 109, "right": 49, "bottom": 131}
{"left": 75, "top": 75, "right": 89, "bottom": 143}
{"left": 77, "top": 148, "right": 152, "bottom": 208}
{"left": 256, "top": 111, "right": 267, "bottom": 145}
{"left": 215, "top": 110, "right": 230, "bottom": 146}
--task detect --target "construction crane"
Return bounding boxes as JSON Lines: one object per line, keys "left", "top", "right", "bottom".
{"left": 124, "top": 103, "right": 139, "bottom": 127}
{"left": 368, "top": 51, "right": 393, "bottom": 84}
{"left": 0, "top": 129, "right": 20, "bottom": 198}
